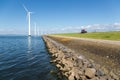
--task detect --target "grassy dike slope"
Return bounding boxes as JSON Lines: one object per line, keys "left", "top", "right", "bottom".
{"left": 47, "top": 31, "right": 120, "bottom": 77}
{"left": 53, "top": 31, "right": 120, "bottom": 40}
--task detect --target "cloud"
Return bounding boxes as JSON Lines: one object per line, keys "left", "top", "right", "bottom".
{"left": 0, "top": 29, "right": 5, "bottom": 32}
{"left": 113, "top": 22, "right": 120, "bottom": 27}
{"left": 41, "top": 23, "right": 120, "bottom": 34}
{"left": 81, "top": 25, "right": 90, "bottom": 29}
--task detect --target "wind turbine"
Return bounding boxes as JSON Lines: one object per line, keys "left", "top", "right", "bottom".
{"left": 23, "top": 5, "right": 33, "bottom": 36}
{"left": 37, "top": 27, "right": 40, "bottom": 36}
{"left": 34, "top": 22, "right": 37, "bottom": 36}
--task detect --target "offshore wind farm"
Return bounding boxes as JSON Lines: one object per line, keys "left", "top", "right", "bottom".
{"left": 0, "top": 0, "right": 120, "bottom": 80}
{"left": 23, "top": 4, "right": 32, "bottom": 36}
{"left": 34, "top": 22, "right": 37, "bottom": 36}
{"left": 23, "top": 4, "right": 40, "bottom": 37}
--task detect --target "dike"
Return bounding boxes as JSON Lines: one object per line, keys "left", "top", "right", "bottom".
{"left": 42, "top": 35, "right": 119, "bottom": 80}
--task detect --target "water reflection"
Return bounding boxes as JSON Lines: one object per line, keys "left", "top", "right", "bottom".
{"left": 27, "top": 36, "right": 33, "bottom": 60}
{"left": 0, "top": 36, "right": 65, "bottom": 80}
{"left": 28, "top": 36, "right": 31, "bottom": 53}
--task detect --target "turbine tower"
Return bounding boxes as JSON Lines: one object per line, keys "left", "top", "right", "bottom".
{"left": 37, "top": 27, "right": 40, "bottom": 36}
{"left": 34, "top": 22, "right": 37, "bottom": 36}
{"left": 23, "top": 5, "right": 32, "bottom": 36}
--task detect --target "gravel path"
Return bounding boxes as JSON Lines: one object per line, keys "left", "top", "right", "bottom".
{"left": 52, "top": 35, "right": 120, "bottom": 46}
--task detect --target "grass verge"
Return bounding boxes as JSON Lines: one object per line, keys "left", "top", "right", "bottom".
{"left": 53, "top": 31, "right": 120, "bottom": 40}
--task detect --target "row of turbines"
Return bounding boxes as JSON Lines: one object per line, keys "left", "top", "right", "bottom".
{"left": 34, "top": 22, "right": 40, "bottom": 36}
{"left": 23, "top": 5, "right": 40, "bottom": 36}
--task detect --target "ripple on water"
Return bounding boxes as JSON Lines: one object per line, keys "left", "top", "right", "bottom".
{"left": 0, "top": 36, "right": 66, "bottom": 80}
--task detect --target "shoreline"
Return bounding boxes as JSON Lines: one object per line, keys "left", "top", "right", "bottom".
{"left": 43, "top": 35, "right": 119, "bottom": 80}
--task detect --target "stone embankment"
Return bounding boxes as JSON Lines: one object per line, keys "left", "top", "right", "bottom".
{"left": 43, "top": 36, "right": 119, "bottom": 80}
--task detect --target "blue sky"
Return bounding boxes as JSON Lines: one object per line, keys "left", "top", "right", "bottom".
{"left": 0, "top": 0, "right": 120, "bottom": 35}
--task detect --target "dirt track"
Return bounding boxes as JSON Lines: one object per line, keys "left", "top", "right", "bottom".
{"left": 46, "top": 35, "right": 120, "bottom": 77}
{"left": 52, "top": 36, "right": 120, "bottom": 46}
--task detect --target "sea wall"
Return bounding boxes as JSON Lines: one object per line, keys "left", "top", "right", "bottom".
{"left": 43, "top": 35, "right": 119, "bottom": 80}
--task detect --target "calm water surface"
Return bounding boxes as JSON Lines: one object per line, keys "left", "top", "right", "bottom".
{"left": 0, "top": 36, "right": 65, "bottom": 80}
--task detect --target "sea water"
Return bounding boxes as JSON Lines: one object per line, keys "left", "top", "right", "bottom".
{"left": 0, "top": 36, "right": 66, "bottom": 80}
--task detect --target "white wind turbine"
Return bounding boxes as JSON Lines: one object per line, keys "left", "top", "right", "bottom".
{"left": 34, "top": 22, "right": 37, "bottom": 36}
{"left": 23, "top": 5, "right": 33, "bottom": 36}
{"left": 37, "top": 27, "right": 40, "bottom": 36}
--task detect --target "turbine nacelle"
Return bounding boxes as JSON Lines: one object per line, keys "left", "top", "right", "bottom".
{"left": 23, "top": 4, "right": 34, "bottom": 14}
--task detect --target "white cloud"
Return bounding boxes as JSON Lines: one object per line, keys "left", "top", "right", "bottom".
{"left": 113, "top": 22, "right": 120, "bottom": 27}
{"left": 0, "top": 29, "right": 4, "bottom": 32}
{"left": 41, "top": 23, "right": 120, "bottom": 34}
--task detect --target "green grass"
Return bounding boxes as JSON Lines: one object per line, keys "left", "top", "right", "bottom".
{"left": 53, "top": 31, "right": 120, "bottom": 40}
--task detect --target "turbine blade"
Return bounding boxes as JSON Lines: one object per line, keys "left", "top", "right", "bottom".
{"left": 23, "top": 4, "right": 28, "bottom": 12}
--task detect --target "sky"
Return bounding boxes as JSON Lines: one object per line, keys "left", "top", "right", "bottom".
{"left": 0, "top": 0, "right": 120, "bottom": 35}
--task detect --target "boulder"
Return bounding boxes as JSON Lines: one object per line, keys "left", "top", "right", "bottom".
{"left": 85, "top": 68, "right": 96, "bottom": 79}
{"left": 95, "top": 69, "right": 104, "bottom": 76}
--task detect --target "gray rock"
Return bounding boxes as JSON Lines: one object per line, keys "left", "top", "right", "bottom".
{"left": 95, "top": 69, "right": 104, "bottom": 76}
{"left": 87, "top": 63, "right": 94, "bottom": 68}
